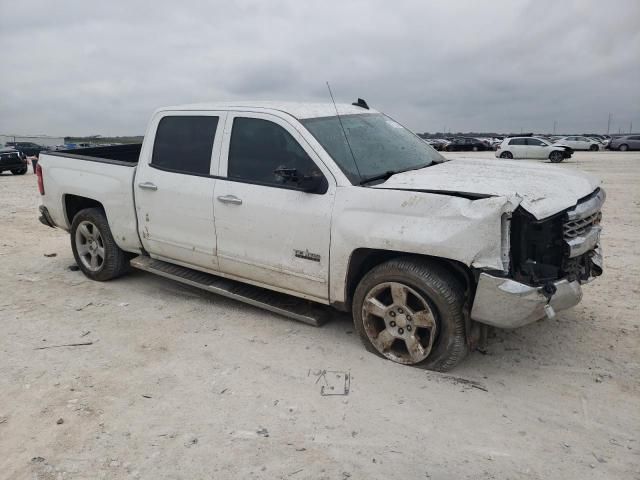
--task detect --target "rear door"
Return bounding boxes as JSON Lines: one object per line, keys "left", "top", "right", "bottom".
{"left": 629, "top": 136, "right": 640, "bottom": 149}
{"left": 508, "top": 138, "right": 528, "bottom": 158}
{"left": 135, "top": 112, "right": 225, "bottom": 269}
{"left": 213, "top": 112, "right": 335, "bottom": 302}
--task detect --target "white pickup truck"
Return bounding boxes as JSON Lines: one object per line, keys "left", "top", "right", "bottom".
{"left": 37, "top": 101, "right": 604, "bottom": 370}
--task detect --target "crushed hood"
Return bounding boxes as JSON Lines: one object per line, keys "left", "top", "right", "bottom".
{"left": 372, "top": 158, "right": 601, "bottom": 220}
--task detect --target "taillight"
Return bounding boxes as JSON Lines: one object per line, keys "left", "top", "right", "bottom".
{"left": 36, "top": 164, "right": 44, "bottom": 195}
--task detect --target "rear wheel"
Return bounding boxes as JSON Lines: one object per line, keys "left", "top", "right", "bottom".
{"left": 549, "top": 151, "right": 564, "bottom": 163}
{"left": 70, "top": 208, "right": 130, "bottom": 281}
{"left": 472, "top": 146, "right": 479, "bottom": 152}
{"left": 500, "top": 151, "right": 513, "bottom": 159}
{"left": 619, "top": 144, "right": 629, "bottom": 152}
{"left": 11, "top": 167, "right": 28, "bottom": 175}
{"left": 589, "top": 144, "right": 599, "bottom": 151}
{"left": 352, "top": 258, "right": 468, "bottom": 371}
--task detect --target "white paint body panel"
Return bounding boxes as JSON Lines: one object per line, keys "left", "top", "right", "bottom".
{"left": 37, "top": 153, "right": 140, "bottom": 252}
{"left": 373, "top": 158, "right": 600, "bottom": 220}
{"left": 135, "top": 110, "right": 226, "bottom": 268}
{"left": 213, "top": 111, "right": 335, "bottom": 301}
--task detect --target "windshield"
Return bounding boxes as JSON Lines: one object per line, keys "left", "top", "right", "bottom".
{"left": 301, "top": 113, "right": 445, "bottom": 184}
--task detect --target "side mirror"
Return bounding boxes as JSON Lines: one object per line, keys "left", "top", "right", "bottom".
{"left": 274, "top": 167, "right": 322, "bottom": 193}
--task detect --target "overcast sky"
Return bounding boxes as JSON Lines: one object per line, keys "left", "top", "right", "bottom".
{"left": 1, "top": 0, "right": 638, "bottom": 137}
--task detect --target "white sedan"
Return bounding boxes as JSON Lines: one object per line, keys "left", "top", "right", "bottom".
{"left": 553, "top": 136, "right": 600, "bottom": 151}
{"left": 496, "top": 137, "right": 572, "bottom": 163}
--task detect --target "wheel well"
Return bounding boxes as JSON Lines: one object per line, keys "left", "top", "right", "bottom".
{"left": 64, "top": 194, "right": 104, "bottom": 226}
{"left": 342, "top": 248, "right": 474, "bottom": 311}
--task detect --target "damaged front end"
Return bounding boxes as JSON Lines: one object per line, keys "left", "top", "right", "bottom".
{"left": 471, "top": 189, "right": 605, "bottom": 328}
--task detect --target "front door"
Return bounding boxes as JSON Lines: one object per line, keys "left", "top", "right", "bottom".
{"left": 136, "top": 112, "right": 225, "bottom": 269}
{"left": 213, "top": 112, "right": 335, "bottom": 302}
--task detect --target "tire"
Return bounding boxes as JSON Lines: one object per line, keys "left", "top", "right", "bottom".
{"left": 70, "top": 208, "right": 130, "bottom": 281}
{"left": 589, "top": 144, "right": 599, "bottom": 151}
{"left": 549, "top": 151, "right": 564, "bottom": 163}
{"left": 472, "top": 146, "right": 479, "bottom": 152}
{"left": 500, "top": 151, "right": 513, "bottom": 159}
{"left": 352, "top": 257, "right": 468, "bottom": 371}
{"left": 619, "top": 144, "right": 629, "bottom": 152}
{"left": 11, "top": 168, "right": 28, "bottom": 175}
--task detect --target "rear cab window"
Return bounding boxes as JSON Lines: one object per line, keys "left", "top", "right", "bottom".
{"left": 151, "top": 116, "right": 219, "bottom": 176}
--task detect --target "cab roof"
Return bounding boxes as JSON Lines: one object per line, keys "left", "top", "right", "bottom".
{"left": 157, "top": 101, "right": 378, "bottom": 120}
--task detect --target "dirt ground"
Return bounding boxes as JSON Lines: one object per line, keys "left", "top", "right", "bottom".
{"left": 1, "top": 151, "right": 638, "bottom": 480}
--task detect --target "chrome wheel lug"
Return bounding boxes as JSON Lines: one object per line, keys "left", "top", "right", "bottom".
{"left": 398, "top": 327, "right": 404, "bottom": 334}
{"left": 390, "top": 321, "right": 396, "bottom": 327}
{"left": 398, "top": 307, "right": 404, "bottom": 314}
{"left": 389, "top": 311, "right": 396, "bottom": 317}
{"left": 406, "top": 315, "right": 412, "bottom": 321}
{"left": 407, "top": 325, "right": 412, "bottom": 331}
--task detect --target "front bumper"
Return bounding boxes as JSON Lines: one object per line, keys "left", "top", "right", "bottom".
{"left": 470, "top": 273, "right": 583, "bottom": 329}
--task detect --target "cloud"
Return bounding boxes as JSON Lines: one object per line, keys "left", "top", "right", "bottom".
{"left": 0, "top": 0, "right": 638, "bottom": 136}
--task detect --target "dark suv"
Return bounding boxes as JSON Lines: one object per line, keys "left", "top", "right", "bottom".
{"left": 0, "top": 148, "right": 28, "bottom": 175}
{"left": 5, "top": 141, "right": 48, "bottom": 157}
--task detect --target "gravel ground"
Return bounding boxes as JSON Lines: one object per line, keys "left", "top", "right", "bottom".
{"left": 1, "top": 151, "right": 638, "bottom": 479}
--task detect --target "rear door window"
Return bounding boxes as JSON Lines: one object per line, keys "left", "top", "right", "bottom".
{"left": 509, "top": 138, "right": 527, "bottom": 145}
{"left": 151, "top": 116, "right": 218, "bottom": 175}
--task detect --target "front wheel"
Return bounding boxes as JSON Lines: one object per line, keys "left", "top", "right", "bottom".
{"left": 352, "top": 258, "right": 468, "bottom": 371}
{"left": 589, "top": 144, "right": 599, "bottom": 151}
{"left": 619, "top": 144, "right": 629, "bottom": 152}
{"left": 11, "top": 167, "right": 28, "bottom": 175}
{"left": 70, "top": 208, "right": 130, "bottom": 281}
{"left": 549, "top": 151, "right": 564, "bottom": 163}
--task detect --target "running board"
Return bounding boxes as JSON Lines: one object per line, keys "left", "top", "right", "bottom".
{"left": 130, "top": 256, "right": 329, "bottom": 327}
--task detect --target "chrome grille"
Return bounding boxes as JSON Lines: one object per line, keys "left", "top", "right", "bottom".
{"left": 563, "top": 211, "right": 602, "bottom": 239}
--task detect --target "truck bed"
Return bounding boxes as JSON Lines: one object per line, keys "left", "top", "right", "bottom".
{"left": 38, "top": 145, "right": 143, "bottom": 253}
{"left": 48, "top": 143, "right": 142, "bottom": 165}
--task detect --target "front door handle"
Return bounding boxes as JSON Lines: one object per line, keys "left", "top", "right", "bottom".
{"left": 138, "top": 182, "right": 158, "bottom": 191}
{"left": 217, "top": 195, "right": 242, "bottom": 205}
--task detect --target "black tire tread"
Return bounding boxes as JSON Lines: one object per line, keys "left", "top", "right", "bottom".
{"left": 352, "top": 257, "right": 468, "bottom": 371}
{"left": 70, "top": 208, "right": 129, "bottom": 281}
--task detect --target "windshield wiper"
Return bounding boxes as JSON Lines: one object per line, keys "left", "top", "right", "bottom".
{"left": 359, "top": 170, "right": 398, "bottom": 186}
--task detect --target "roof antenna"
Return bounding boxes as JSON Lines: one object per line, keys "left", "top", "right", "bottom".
{"left": 352, "top": 98, "right": 369, "bottom": 109}
{"left": 326, "top": 81, "right": 362, "bottom": 183}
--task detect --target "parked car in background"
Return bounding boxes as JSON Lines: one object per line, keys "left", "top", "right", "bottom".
{"left": 0, "top": 147, "right": 28, "bottom": 175}
{"left": 424, "top": 138, "right": 450, "bottom": 151}
{"left": 445, "top": 137, "right": 488, "bottom": 151}
{"left": 496, "top": 137, "right": 572, "bottom": 162}
{"left": 553, "top": 136, "right": 600, "bottom": 151}
{"left": 5, "top": 141, "right": 48, "bottom": 157}
{"left": 608, "top": 135, "right": 640, "bottom": 151}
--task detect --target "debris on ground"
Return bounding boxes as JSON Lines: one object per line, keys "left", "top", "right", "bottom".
{"left": 256, "top": 427, "right": 270, "bottom": 437}
{"left": 56, "top": 418, "right": 64, "bottom": 425}
{"left": 43, "top": 253, "right": 57, "bottom": 257}
{"left": 142, "top": 394, "right": 152, "bottom": 399}
{"left": 68, "top": 264, "right": 80, "bottom": 271}
{"left": 310, "top": 370, "right": 350, "bottom": 396}
{"left": 80, "top": 331, "right": 90, "bottom": 337}
{"left": 34, "top": 342, "right": 93, "bottom": 350}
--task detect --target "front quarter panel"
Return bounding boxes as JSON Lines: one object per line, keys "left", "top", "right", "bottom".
{"left": 329, "top": 186, "right": 521, "bottom": 303}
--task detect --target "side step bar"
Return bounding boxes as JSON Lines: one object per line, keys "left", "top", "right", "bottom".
{"left": 130, "top": 256, "right": 330, "bottom": 327}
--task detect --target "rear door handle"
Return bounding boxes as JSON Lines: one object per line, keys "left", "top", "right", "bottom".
{"left": 138, "top": 182, "right": 158, "bottom": 191}
{"left": 217, "top": 195, "right": 242, "bottom": 205}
